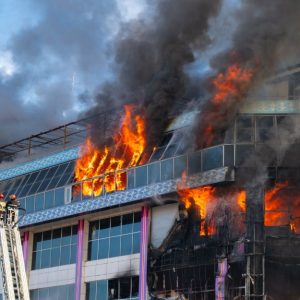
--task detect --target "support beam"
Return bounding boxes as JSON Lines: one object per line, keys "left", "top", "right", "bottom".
{"left": 22, "top": 231, "right": 30, "bottom": 271}
{"left": 245, "top": 186, "right": 265, "bottom": 300}
{"left": 139, "top": 206, "right": 149, "bottom": 300}
{"left": 75, "top": 220, "right": 85, "bottom": 300}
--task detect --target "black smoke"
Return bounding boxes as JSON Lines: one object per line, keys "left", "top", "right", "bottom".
{"left": 85, "top": 0, "right": 223, "bottom": 149}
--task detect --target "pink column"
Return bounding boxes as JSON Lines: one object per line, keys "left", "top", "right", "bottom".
{"left": 215, "top": 258, "right": 228, "bottom": 300}
{"left": 22, "top": 231, "right": 30, "bottom": 271}
{"left": 139, "top": 206, "right": 149, "bottom": 300}
{"left": 75, "top": 220, "right": 85, "bottom": 300}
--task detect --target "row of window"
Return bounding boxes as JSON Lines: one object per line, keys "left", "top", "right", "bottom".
{"left": 30, "top": 284, "right": 74, "bottom": 300}
{"left": 31, "top": 213, "right": 141, "bottom": 270}
{"left": 88, "top": 213, "right": 141, "bottom": 260}
{"left": 86, "top": 276, "right": 139, "bottom": 300}
{"left": 32, "top": 225, "right": 78, "bottom": 270}
{"left": 0, "top": 160, "right": 74, "bottom": 201}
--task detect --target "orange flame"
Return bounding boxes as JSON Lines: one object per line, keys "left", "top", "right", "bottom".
{"left": 211, "top": 64, "right": 254, "bottom": 105}
{"left": 74, "top": 105, "right": 146, "bottom": 197}
{"left": 177, "top": 172, "right": 245, "bottom": 236}
{"left": 264, "top": 182, "right": 290, "bottom": 228}
{"left": 202, "top": 64, "right": 254, "bottom": 147}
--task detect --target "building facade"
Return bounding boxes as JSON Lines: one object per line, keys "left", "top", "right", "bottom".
{"left": 0, "top": 67, "right": 300, "bottom": 299}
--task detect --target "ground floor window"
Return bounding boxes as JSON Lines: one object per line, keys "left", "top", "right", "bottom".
{"left": 88, "top": 212, "right": 141, "bottom": 261}
{"left": 30, "top": 284, "right": 74, "bottom": 300}
{"left": 32, "top": 225, "right": 77, "bottom": 270}
{"left": 86, "top": 276, "right": 139, "bottom": 300}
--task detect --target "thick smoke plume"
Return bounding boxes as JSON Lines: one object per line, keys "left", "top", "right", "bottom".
{"left": 86, "top": 0, "right": 222, "bottom": 149}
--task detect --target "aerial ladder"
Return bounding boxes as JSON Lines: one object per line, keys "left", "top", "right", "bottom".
{"left": 0, "top": 196, "right": 30, "bottom": 300}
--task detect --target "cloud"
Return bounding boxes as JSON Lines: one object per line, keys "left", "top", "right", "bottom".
{"left": 0, "top": 51, "right": 18, "bottom": 78}
{"left": 0, "top": 0, "right": 122, "bottom": 145}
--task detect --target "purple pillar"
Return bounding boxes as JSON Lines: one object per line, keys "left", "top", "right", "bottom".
{"left": 215, "top": 258, "right": 228, "bottom": 300}
{"left": 139, "top": 206, "right": 149, "bottom": 300}
{"left": 75, "top": 220, "right": 85, "bottom": 300}
{"left": 22, "top": 231, "right": 30, "bottom": 271}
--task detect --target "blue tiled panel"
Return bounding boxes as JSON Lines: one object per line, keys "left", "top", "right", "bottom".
{"left": 0, "top": 148, "right": 78, "bottom": 182}
{"left": 19, "top": 167, "right": 234, "bottom": 227}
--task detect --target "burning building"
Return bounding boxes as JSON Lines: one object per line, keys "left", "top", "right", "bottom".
{"left": 0, "top": 63, "right": 299, "bottom": 299}
{"left": 0, "top": 0, "right": 300, "bottom": 299}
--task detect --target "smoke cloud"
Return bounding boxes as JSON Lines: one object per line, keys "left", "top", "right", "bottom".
{"left": 86, "top": 0, "right": 223, "bottom": 149}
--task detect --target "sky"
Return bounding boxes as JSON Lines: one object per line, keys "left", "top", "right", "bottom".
{"left": 0, "top": 0, "right": 147, "bottom": 144}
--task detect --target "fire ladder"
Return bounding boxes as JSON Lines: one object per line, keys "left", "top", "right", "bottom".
{"left": 0, "top": 207, "right": 30, "bottom": 300}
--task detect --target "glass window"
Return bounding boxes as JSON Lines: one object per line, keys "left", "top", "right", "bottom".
{"left": 147, "top": 162, "right": 161, "bottom": 184}
{"left": 44, "top": 190, "right": 54, "bottom": 209}
{"left": 110, "top": 216, "right": 121, "bottom": 236}
{"left": 30, "top": 285, "right": 74, "bottom": 300}
{"left": 34, "top": 193, "right": 44, "bottom": 212}
{"left": 256, "top": 116, "right": 274, "bottom": 142}
{"left": 109, "top": 236, "right": 120, "bottom": 258}
{"left": 54, "top": 188, "right": 65, "bottom": 207}
{"left": 188, "top": 151, "right": 202, "bottom": 175}
{"left": 161, "top": 158, "right": 173, "bottom": 181}
{"left": 202, "top": 146, "right": 223, "bottom": 171}
{"left": 236, "top": 116, "right": 253, "bottom": 143}
{"left": 32, "top": 225, "right": 77, "bottom": 270}
{"left": 174, "top": 155, "right": 187, "bottom": 179}
{"left": 88, "top": 213, "right": 141, "bottom": 261}
{"left": 121, "top": 234, "right": 132, "bottom": 256}
{"left": 98, "top": 238, "right": 109, "bottom": 259}
{"left": 135, "top": 166, "right": 147, "bottom": 187}
{"left": 87, "top": 277, "right": 139, "bottom": 300}
{"left": 122, "top": 214, "right": 133, "bottom": 234}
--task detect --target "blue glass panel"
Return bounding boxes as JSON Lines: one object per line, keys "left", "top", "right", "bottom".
{"left": 98, "top": 238, "right": 109, "bottom": 259}
{"left": 132, "top": 233, "right": 140, "bottom": 254}
{"left": 110, "top": 216, "right": 121, "bottom": 236}
{"left": 26, "top": 196, "right": 35, "bottom": 214}
{"left": 32, "top": 251, "right": 41, "bottom": 270}
{"left": 135, "top": 166, "right": 147, "bottom": 187}
{"left": 40, "top": 249, "right": 51, "bottom": 268}
{"left": 97, "top": 280, "right": 108, "bottom": 300}
{"left": 42, "top": 231, "right": 52, "bottom": 249}
{"left": 54, "top": 188, "right": 64, "bottom": 207}
{"left": 87, "top": 282, "right": 96, "bottom": 300}
{"left": 202, "top": 146, "right": 223, "bottom": 171}
{"left": 122, "top": 214, "right": 133, "bottom": 234}
{"left": 33, "top": 233, "right": 42, "bottom": 251}
{"left": 109, "top": 236, "right": 120, "bottom": 258}
{"left": 60, "top": 245, "right": 70, "bottom": 265}
{"left": 44, "top": 190, "right": 54, "bottom": 209}
{"left": 52, "top": 229, "right": 61, "bottom": 247}
{"left": 70, "top": 244, "right": 77, "bottom": 264}
{"left": 99, "top": 219, "right": 110, "bottom": 238}
{"left": 174, "top": 155, "right": 187, "bottom": 178}
{"left": 88, "top": 240, "right": 98, "bottom": 261}
{"left": 50, "top": 247, "right": 60, "bottom": 267}
{"left": 34, "top": 193, "right": 44, "bottom": 212}
{"left": 127, "top": 169, "right": 135, "bottom": 189}
{"left": 121, "top": 234, "right": 132, "bottom": 256}
{"left": 148, "top": 162, "right": 160, "bottom": 184}
{"left": 188, "top": 151, "right": 202, "bottom": 175}
{"left": 161, "top": 158, "right": 173, "bottom": 181}
{"left": 61, "top": 227, "right": 71, "bottom": 246}
{"left": 89, "top": 221, "right": 100, "bottom": 240}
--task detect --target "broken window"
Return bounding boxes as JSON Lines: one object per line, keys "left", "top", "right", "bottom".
{"left": 236, "top": 116, "right": 253, "bottom": 143}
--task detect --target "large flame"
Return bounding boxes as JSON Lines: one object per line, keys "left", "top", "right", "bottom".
{"left": 177, "top": 172, "right": 246, "bottom": 236}
{"left": 263, "top": 181, "right": 300, "bottom": 232}
{"left": 202, "top": 64, "right": 254, "bottom": 147}
{"left": 75, "top": 105, "right": 146, "bottom": 197}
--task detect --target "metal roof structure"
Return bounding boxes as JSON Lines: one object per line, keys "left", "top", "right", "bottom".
{"left": 0, "top": 106, "right": 124, "bottom": 163}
